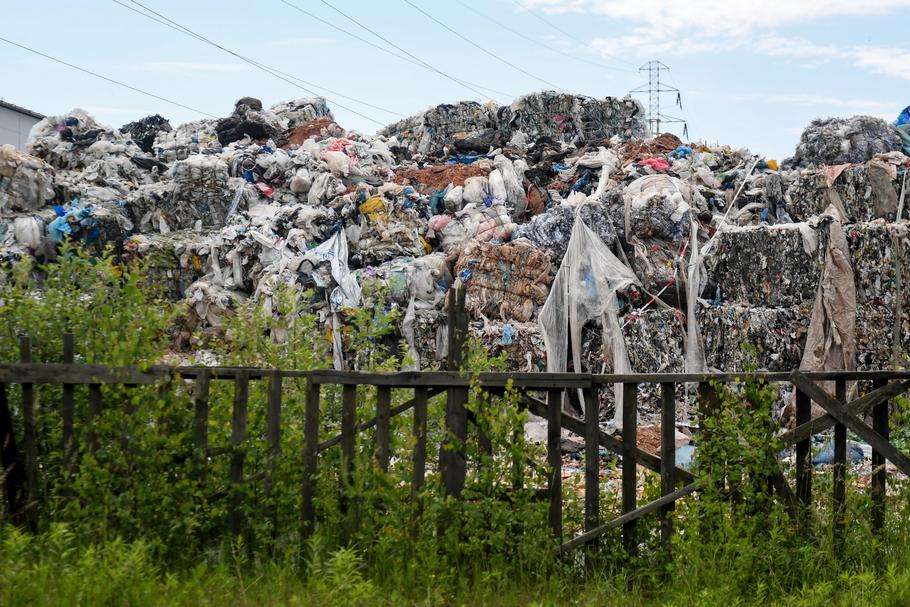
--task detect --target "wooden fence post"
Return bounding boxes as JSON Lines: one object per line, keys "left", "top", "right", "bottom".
{"left": 228, "top": 371, "right": 249, "bottom": 537}
{"left": 266, "top": 370, "right": 282, "bottom": 489}
{"left": 411, "top": 387, "right": 428, "bottom": 538}
{"left": 62, "top": 333, "right": 75, "bottom": 502}
{"left": 442, "top": 286, "right": 468, "bottom": 500}
{"left": 871, "top": 378, "right": 888, "bottom": 535}
{"left": 301, "top": 379, "right": 320, "bottom": 543}
{"left": 622, "top": 382, "right": 638, "bottom": 556}
{"left": 19, "top": 336, "right": 38, "bottom": 530}
{"left": 584, "top": 388, "right": 599, "bottom": 537}
{"left": 340, "top": 384, "right": 357, "bottom": 538}
{"left": 547, "top": 389, "right": 562, "bottom": 541}
{"left": 795, "top": 386, "right": 812, "bottom": 527}
{"left": 376, "top": 386, "right": 391, "bottom": 472}
{"left": 660, "top": 382, "right": 676, "bottom": 550}
{"left": 833, "top": 379, "right": 847, "bottom": 556}
{"left": 193, "top": 371, "right": 210, "bottom": 483}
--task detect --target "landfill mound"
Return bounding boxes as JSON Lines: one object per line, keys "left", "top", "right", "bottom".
{"left": 2, "top": 92, "right": 909, "bottom": 428}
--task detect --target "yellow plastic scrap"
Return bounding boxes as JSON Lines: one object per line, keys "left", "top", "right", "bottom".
{"left": 191, "top": 254, "right": 201, "bottom": 271}
{"left": 766, "top": 159, "right": 779, "bottom": 171}
{"left": 359, "top": 196, "right": 388, "bottom": 222}
{"left": 420, "top": 237, "right": 432, "bottom": 254}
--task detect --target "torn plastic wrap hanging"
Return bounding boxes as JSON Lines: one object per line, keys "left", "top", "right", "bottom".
{"left": 539, "top": 202, "right": 640, "bottom": 428}
{"left": 799, "top": 197, "right": 857, "bottom": 411}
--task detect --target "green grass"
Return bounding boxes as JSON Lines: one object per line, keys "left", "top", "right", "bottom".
{"left": 3, "top": 524, "right": 910, "bottom": 607}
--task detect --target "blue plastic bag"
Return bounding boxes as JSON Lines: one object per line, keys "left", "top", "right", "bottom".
{"left": 895, "top": 106, "right": 910, "bottom": 126}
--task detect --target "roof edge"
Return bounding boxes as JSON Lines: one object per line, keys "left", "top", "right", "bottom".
{"left": 0, "top": 100, "right": 45, "bottom": 120}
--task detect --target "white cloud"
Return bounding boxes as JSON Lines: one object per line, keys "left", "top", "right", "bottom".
{"left": 851, "top": 46, "right": 910, "bottom": 79}
{"left": 519, "top": 0, "right": 910, "bottom": 35}
{"left": 521, "top": 1, "right": 910, "bottom": 81}
{"left": 140, "top": 62, "right": 249, "bottom": 74}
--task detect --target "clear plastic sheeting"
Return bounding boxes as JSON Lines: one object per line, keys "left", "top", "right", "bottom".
{"left": 539, "top": 202, "right": 640, "bottom": 427}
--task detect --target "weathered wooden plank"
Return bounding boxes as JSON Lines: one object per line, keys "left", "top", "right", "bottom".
{"left": 411, "top": 387, "right": 428, "bottom": 537}
{"left": 521, "top": 395, "right": 695, "bottom": 483}
{"left": 193, "top": 371, "right": 210, "bottom": 483}
{"left": 301, "top": 380, "right": 320, "bottom": 541}
{"left": 376, "top": 386, "right": 391, "bottom": 472}
{"left": 622, "top": 382, "right": 638, "bottom": 555}
{"left": 19, "top": 337, "right": 38, "bottom": 528}
{"left": 660, "top": 382, "right": 675, "bottom": 549}
{"left": 556, "top": 482, "right": 700, "bottom": 555}
{"left": 306, "top": 369, "right": 594, "bottom": 389}
{"left": 596, "top": 371, "right": 910, "bottom": 383}
{"left": 790, "top": 374, "right": 910, "bottom": 477}
{"left": 780, "top": 379, "right": 910, "bottom": 447}
{"left": 547, "top": 389, "right": 563, "bottom": 541}
{"left": 0, "top": 363, "right": 165, "bottom": 385}
{"left": 228, "top": 371, "right": 249, "bottom": 537}
{"left": 871, "top": 378, "right": 888, "bottom": 534}
{"left": 795, "top": 387, "right": 812, "bottom": 515}
{"left": 584, "top": 389, "right": 599, "bottom": 536}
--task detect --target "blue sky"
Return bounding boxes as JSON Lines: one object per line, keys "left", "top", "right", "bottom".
{"left": 3, "top": 0, "right": 908, "bottom": 160}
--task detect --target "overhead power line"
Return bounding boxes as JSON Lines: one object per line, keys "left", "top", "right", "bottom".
{"left": 0, "top": 35, "right": 218, "bottom": 118}
{"left": 114, "top": 0, "right": 391, "bottom": 126}
{"left": 453, "top": 0, "right": 635, "bottom": 74}
{"left": 510, "top": 0, "right": 638, "bottom": 68}
{"left": 277, "top": 0, "right": 513, "bottom": 100}
{"left": 401, "top": 0, "right": 567, "bottom": 92}
{"left": 313, "top": 0, "right": 500, "bottom": 101}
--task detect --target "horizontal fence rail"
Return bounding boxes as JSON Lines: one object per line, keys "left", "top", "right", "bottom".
{"left": 1, "top": 333, "right": 909, "bottom": 561}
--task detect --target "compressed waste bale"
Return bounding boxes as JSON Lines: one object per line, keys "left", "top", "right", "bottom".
{"left": 502, "top": 91, "right": 647, "bottom": 142}
{"left": 45, "top": 199, "right": 132, "bottom": 253}
{"left": 128, "top": 156, "right": 234, "bottom": 233}
{"left": 121, "top": 115, "right": 172, "bottom": 154}
{"left": 706, "top": 222, "right": 826, "bottom": 307}
{"left": 379, "top": 101, "right": 499, "bottom": 155}
{"left": 787, "top": 116, "right": 903, "bottom": 167}
{"left": 0, "top": 213, "right": 52, "bottom": 260}
{"left": 123, "top": 231, "right": 210, "bottom": 300}
{"left": 846, "top": 221, "right": 910, "bottom": 307}
{"left": 513, "top": 200, "right": 617, "bottom": 264}
{"left": 698, "top": 302, "right": 813, "bottom": 371}
{"left": 347, "top": 195, "right": 429, "bottom": 266}
{"left": 623, "top": 175, "right": 702, "bottom": 242}
{"left": 27, "top": 109, "right": 140, "bottom": 170}
{"left": 153, "top": 119, "right": 220, "bottom": 162}
{"left": 473, "top": 319, "right": 546, "bottom": 372}
{"left": 454, "top": 240, "right": 552, "bottom": 322}
{"left": 622, "top": 308, "right": 685, "bottom": 373}
{"left": 0, "top": 145, "right": 55, "bottom": 212}
{"left": 268, "top": 97, "right": 333, "bottom": 130}
{"left": 786, "top": 162, "right": 907, "bottom": 223}
{"left": 855, "top": 302, "right": 910, "bottom": 369}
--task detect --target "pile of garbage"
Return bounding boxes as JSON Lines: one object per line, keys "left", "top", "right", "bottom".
{"left": 2, "top": 91, "right": 909, "bottom": 428}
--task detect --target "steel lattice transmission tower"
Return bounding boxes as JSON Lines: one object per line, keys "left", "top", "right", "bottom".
{"left": 630, "top": 60, "right": 688, "bottom": 138}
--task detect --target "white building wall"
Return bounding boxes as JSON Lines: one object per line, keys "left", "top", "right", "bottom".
{"left": 0, "top": 105, "right": 42, "bottom": 149}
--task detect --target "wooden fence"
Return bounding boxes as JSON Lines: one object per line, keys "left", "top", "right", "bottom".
{"left": 2, "top": 329, "right": 909, "bottom": 556}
